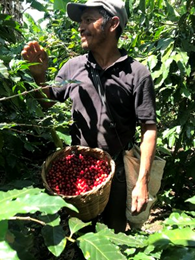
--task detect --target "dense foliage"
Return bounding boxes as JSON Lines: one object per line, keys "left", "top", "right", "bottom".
{"left": 0, "top": 0, "right": 195, "bottom": 259}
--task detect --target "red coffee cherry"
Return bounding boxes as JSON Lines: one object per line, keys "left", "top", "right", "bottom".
{"left": 46, "top": 153, "right": 111, "bottom": 196}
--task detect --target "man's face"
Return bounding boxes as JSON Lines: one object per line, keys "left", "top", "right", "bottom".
{"left": 79, "top": 8, "right": 109, "bottom": 51}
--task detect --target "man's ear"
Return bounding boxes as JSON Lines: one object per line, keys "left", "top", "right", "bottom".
{"left": 110, "top": 16, "right": 120, "bottom": 32}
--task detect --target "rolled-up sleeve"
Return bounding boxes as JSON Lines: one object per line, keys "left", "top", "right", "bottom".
{"left": 134, "top": 75, "right": 156, "bottom": 124}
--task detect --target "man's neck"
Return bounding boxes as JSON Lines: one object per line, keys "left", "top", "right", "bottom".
{"left": 91, "top": 46, "right": 121, "bottom": 70}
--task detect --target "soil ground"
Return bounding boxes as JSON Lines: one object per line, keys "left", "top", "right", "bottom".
{"left": 142, "top": 207, "right": 170, "bottom": 233}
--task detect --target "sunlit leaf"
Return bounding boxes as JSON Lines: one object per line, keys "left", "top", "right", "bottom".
{"left": 164, "top": 212, "right": 195, "bottom": 227}
{"left": 147, "top": 55, "right": 158, "bottom": 70}
{"left": 96, "top": 223, "right": 144, "bottom": 247}
{"left": 0, "top": 188, "right": 78, "bottom": 221}
{"left": 50, "top": 128, "right": 63, "bottom": 149}
{"left": 54, "top": 0, "right": 69, "bottom": 12}
{"left": 148, "top": 227, "right": 195, "bottom": 248}
{"left": 180, "top": 88, "right": 191, "bottom": 100}
{"left": 56, "top": 131, "right": 72, "bottom": 146}
{"left": 30, "top": 0, "right": 47, "bottom": 12}
{"left": 186, "top": 196, "right": 195, "bottom": 205}
{"left": 168, "top": 133, "right": 176, "bottom": 147}
{"left": 0, "top": 60, "right": 9, "bottom": 78}
{"left": 133, "top": 252, "right": 156, "bottom": 260}
{"left": 0, "top": 241, "right": 19, "bottom": 260}
{"left": 78, "top": 232, "right": 126, "bottom": 260}
{"left": 69, "top": 217, "right": 91, "bottom": 237}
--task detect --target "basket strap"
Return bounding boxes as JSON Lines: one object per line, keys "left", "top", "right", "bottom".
{"left": 90, "top": 66, "right": 124, "bottom": 150}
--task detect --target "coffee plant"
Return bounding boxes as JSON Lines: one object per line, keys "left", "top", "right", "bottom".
{"left": 0, "top": 0, "right": 194, "bottom": 259}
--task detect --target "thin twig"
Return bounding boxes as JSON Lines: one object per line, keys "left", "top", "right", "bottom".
{"left": 0, "top": 85, "right": 51, "bottom": 102}
{"left": 7, "top": 123, "right": 53, "bottom": 129}
{"left": 9, "top": 216, "right": 46, "bottom": 226}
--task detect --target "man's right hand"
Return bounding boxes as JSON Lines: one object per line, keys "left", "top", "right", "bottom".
{"left": 22, "top": 41, "right": 53, "bottom": 107}
{"left": 21, "top": 41, "right": 48, "bottom": 78}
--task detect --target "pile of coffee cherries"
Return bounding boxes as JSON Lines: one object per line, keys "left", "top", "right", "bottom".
{"left": 46, "top": 152, "right": 111, "bottom": 196}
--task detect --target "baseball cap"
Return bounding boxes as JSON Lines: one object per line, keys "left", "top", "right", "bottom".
{"left": 66, "top": 0, "right": 128, "bottom": 31}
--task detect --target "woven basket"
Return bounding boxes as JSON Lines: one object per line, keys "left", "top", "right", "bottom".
{"left": 41, "top": 145, "right": 115, "bottom": 221}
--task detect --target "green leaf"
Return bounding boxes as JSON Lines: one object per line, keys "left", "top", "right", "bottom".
{"left": 78, "top": 232, "right": 127, "bottom": 260}
{"left": 0, "top": 220, "right": 8, "bottom": 240}
{"left": 50, "top": 128, "right": 63, "bottom": 149}
{"left": 24, "top": 142, "right": 35, "bottom": 152}
{"left": 42, "top": 225, "right": 67, "bottom": 257}
{"left": 39, "top": 213, "right": 61, "bottom": 227}
{"left": 165, "top": 0, "right": 180, "bottom": 21}
{"left": 54, "top": 0, "right": 69, "bottom": 12}
{"left": 0, "top": 60, "right": 9, "bottom": 78}
{"left": 19, "top": 192, "right": 77, "bottom": 214}
{"left": 139, "top": 0, "right": 146, "bottom": 13}
{"left": 0, "top": 187, "right": 43, "bottom": 204}
{"left": 56, "top": 130, "right": 72, "bottom": 145}
{"left": 157, "top": 38, "right": 174, "bottom": 51}
{"left": 157, "top": 146, "right": 171, "bottom": 155}
{"left": 186, "top": 196, "right": 195, "bottom": 204}
{"left": 39, "top": 215, "right": 67, "bottom": 257}
{"left": 163, "top": 127, "right": 177, "bottom": 139}
{"left": 0, "top": 241, "right": 19, "bottom": 260}
{"left": 23, "top": 13, "right": 41, "bottom": 33}
{"left": 172, "top": 51, "right": 189, "bottom": 66}
{"left": 26, "top": 98, "right": 44, "bottom": 117}
{"left": 9, "top": 230, "right": 34, "bottom": 260}
{"left": 164, "top": 212, "right": 195, "bottom": 227}
{"left": 69, "top": 217, "right": 92, "bottom": 237}
{"left": 0, "top": 189, "right": 78, "bottom": 220}
{"left": 168, "top": 133, "right": 176, "bottom": 147}
{"left": 124, "top": 248, "right": 136, "bottom": 256}
{"left": 180, "top": 87, "right": 192, "bottom": 100}
{"left": 154, "top": 25, "right": 166, "bottom": 39}
{"left": 10, "top": 76, "right": 21, "bottom": 83}
{"left": 147, "top": 55, "right": 158, "bottom": 70}
{"left": 30, "top": 0, "right": 47, "bottom": 12}
{"left": 162, "top": 62, "right": 171, "bottom": 80}
{"left": 0, "top": 25, "right": 16, "bottom": 43}
{"left": 133, "top": 252, "right": 156, "bottom": 260}
{"left": 172, "top": 51, "right": 191, "bottom": 77}
{"left": 152, "top": 69, "right": 163, "bottom": 80}
{"left": 96, "top": 223, "right": 144, "bottom": 248}
{"left": 148, "top": 227, "right": 195, "bottom": 248}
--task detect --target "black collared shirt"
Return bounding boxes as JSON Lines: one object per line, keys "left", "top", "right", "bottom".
{"left": 50, "top": 50, "right": 156, "bottom": 156}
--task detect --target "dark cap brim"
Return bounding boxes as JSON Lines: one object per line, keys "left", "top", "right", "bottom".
{"left": 67, "top": 3, "right": 85, "bottom": 23}
{"left": 67, "top": 2, "right": 103, "bottom": 23}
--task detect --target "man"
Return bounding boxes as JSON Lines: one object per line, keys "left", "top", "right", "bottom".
{"left": 22, "top": 0, "right": 157, "bottom": 233}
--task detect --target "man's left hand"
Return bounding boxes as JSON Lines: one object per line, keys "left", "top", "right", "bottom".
{"left": 131, "top": 181, "right": 149, "bottom": 214}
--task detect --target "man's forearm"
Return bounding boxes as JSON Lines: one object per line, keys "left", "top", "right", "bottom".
{"left": 131, "top": 124, "right": 157, "bottom": 213}
{"left": 138, "top": 124, "right": 157, "bottom": 185}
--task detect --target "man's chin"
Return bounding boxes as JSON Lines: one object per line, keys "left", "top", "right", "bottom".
{"left": 81, "top": 43, "right": 89, "bottom": 50}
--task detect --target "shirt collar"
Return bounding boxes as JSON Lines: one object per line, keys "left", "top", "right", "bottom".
{"left": 86, "top": 49, "right": 129, "bottom": 70}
